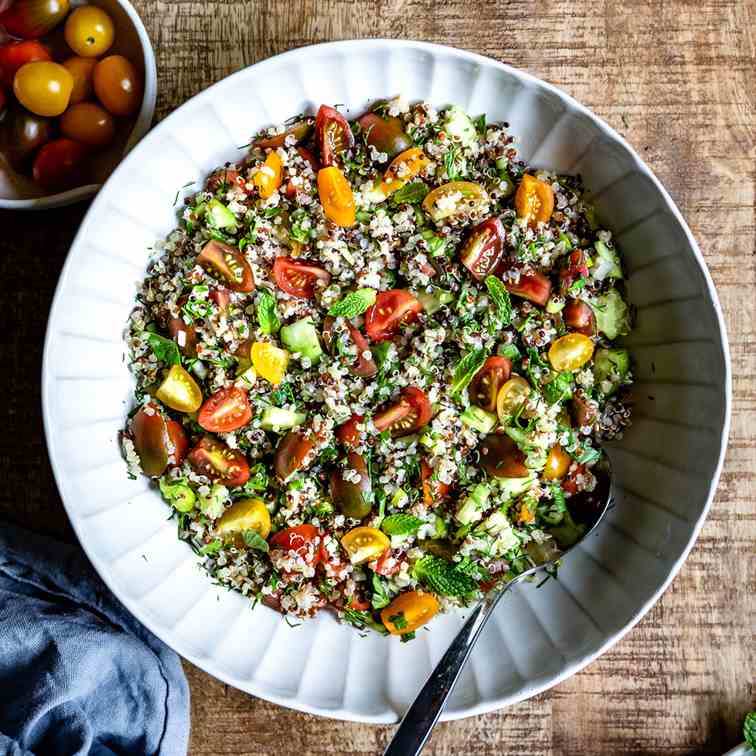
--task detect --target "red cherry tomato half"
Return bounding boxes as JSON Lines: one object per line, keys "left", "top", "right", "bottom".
{"left": 270, "top": 524, "right": 321, "bottom": 565}
{"left": 0, "top": 39, "right": 51, "bottom": 86}
{"left": 479, "top": 433, "right": 529, "bottom": 478}
{"left": 563, "top": 298, "right": 595, "bottom": 336}
{"left": 336, "top": 414, "right": 364, "bottom": 449}
{"left": 197, "top": 240, "right": 254, "bottom": 292}
{"left": 364, "top": 289, "right": 423, "bottom": 342}
{"left": 274, "top": 429, "right": 315, "bottom": 482}
{"left": 209, "top": 287, "right": 231, "bottom": 311}
{"left": 198, "top": 386, "right": 252, "bottom": 433}
{"left": 468, "top": 355, "right": 512, "bottom": 413}
{"left": 205, "top": 168, "right": 240, "bottom": 193}
{"left": 562, "top": 463, "right": 586, "bottom": 496}
{"left": 420, "top": 459, "right": 450, "bottom": 506}
{"left": 315, "top": 104, "right": 354, "bottom": 167}
{"left": 272, "top": 256, "right": 331, "bottom": 299}
{"left": 504, "top": 271, "right": 552, "bottom": 307}
{"left": 32, "top": 138, "right": 86, "bottom": 192}
{"left": 374, "top": 386, "right": 432, "bottom": 438}
{"left": 296, "top": 145, "right": 320, "bottom": 172}
{"left": 166, "top": 419, "right": 189, "bottom": 466}
{"left": 459, "top": 217, "right": 505, "bottom": 281}
{"left": 374, "top": 548, "right": 402, "bottom": 577}
{"left": 357, "top": 112, "right": 412, "bottom": 160}
{"left": 187, "top": 436, "right": 250, "bottom": 487}
{"left": 560, "top": 250, "right": 589, "bottom": 291}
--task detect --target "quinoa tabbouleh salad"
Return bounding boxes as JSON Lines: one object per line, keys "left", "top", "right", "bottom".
{"left": 122, "top": 97, "right": 633, "bottom": 640}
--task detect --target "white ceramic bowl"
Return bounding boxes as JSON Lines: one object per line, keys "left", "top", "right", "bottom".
{"left": 42, "top": 40, "right": 731, "bottom": 722}
{"left": 0, "top": 0, "right": 156, "bottom": 210}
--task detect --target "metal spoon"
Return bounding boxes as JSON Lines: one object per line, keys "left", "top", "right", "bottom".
{"left": 383, "top": 461, "right": 613, "bottom": 756}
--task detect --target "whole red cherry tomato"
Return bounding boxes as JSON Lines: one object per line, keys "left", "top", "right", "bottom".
{"left": 32, "top": 138, "right": 86, "bottom": 191}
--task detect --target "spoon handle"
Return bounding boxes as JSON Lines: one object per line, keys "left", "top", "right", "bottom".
{"left": 383, "top": 581, "right": 516, "bottom": 756}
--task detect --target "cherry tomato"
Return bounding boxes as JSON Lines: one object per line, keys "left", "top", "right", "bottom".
{"left": 469, "top": 355, "right": 512, "bottom": 413}
{"left": 516, "top": 499, "right": 535, "bottom": 524}
{"left": 336, "top": 414, "right": 364, "bottom": 449}
{"left": 422, "top": 181, "right": 488, "bottom": 224}
{"left": 317, "top": 165, "right": 356, "bottom": 227}
{"left": 315, "top": 104, "right": 353, "bottom": 166}
{"left": 32, "top": 137, "right": 85, "bottom": 191}
{"left": 250, "top": 341, "right": 289, "bottom": 386}
{"left": 254, "top": 117, "right": 313, "bottom": 149}
{"left": 543, "top": 445, "right": 571, "bottom": 480}
{"left": 64, "top": 5, "right": 114, "bottom": 57}
{"left": 341, "top": 526, "right": 390, "bottom": 565}
{"left": 188, "top": 436, "right": 250, "bottom": 487}
{"left": 168, "top": 316, "right": 197, "bottom": 358}
{"left": 131, "top": 403, "right": 170, "bottom": 477}
{"left": 272, "top": 256, "right": 330, "bottom": 299}
{"left": 563, "top": 298, "right": 595, "bottom": 336}
{"left": 216, "top": 498, "right": 271, "bottom": 543}
{"left": 274, "top": 429, "right": 315, "bottom": 482}
{"left": 205, "top": 167, "right": 240, "bottom": 194}
{"left": 381, "top": 591, "right": 439, "bottom": 635}
{"left": 62, "top": 56, "right": 96, "bottom": 104}
{"left": 548, "top": 333, "right": 594, "bottom": 372}
{"left": 93, "top": 54, "right": 142, "bottom": 116}
{"left": 14, "top": 60, "right": 73, "bottom": 117}
{"left": 60, "top": 101, "right": 114, "bottom": 148}
{"left": 374, "top": 386, "right": 432, "bottom": 438}
{"left": 270, "top": 524, "right": 321, "bottom": 565}
{"left": 560, "top": 249, "right": 589, "bottom": 291}
{"left": 479, "top": 433, "right": 529, "bottom": 478}
{"left": 2, "top": 104, "right": 54, "bottom": 169}
{"left": 155, "top": 364, "right": 203, "bottom": 413}
{"left": 322, "top": 317, "right": 376, "bottom": 378}
{"left": 504, "top": 271, "right": 552, "bottom": 307}
{"left": 198, "top": 386, "right": 252, "bottom": 433}
{"left": 562, "top": 463, "right": 586, "bottom": 496}
{"left": 571, "top": 390, "right": 598, "bottom": 429}
{"left": 209, "top": 287, "right": 231, "bottom": 311}
{"left": 0, "top": 0, "right": 70, "bottom": 39}
{"left": 197, "top": 240, "right": 254, "bottom": 292}
{"left": 459, "top": 217, "right": 505, "bottom": 280}
{"left": 515, "top": 173, "right": 555, "bottom": 228}
{"left": 253, "top": 150, "right": 283, "bottom": 198}
{"left": 380, "top": 147, "right": 430, "bottom": 195}
{"left": 329, "top": 452, "right": 372, "bottom": 519}
{"left": 357, "top": 112, "right": 412, "bottom": 160}
{"left": 496, "top": 375, "right": 531, "bottom": 423}
{"left": 364, "top": 289, "right": 423, "bottom": 342}
{"left": 166, "top": 419, "right": 188, "bottom": 466}
{"left": 374, "top": 548, "right": 401, "bottom": 577}
{"left": 0, "top": 40, "right": 51, "bottom": 86}
{"left": 421, "top": 459, "right": 450, "bottom": 506}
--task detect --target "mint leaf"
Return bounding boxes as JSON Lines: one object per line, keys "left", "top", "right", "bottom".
{"left": 371, "top": 572, "right": 392, "bottom": 610}
{"left": 328, "top": 288, "right": 377, "bottom": 318}
{"left": 392, "top": 181, "right": 428, "bottom": 205}
{"left": 450, "top": 347, "right": 488, "bottom": 398}
{"left": 257, "top": 289, "right": 280, "bottom": 334}
{"left": 146, "top": 332, "right": 181, "bottom": 366}
{"left": 412, "top": 555, "right": 478, "bottom": 597}
{"left": 242, "top": 530, "right": 270, "bottom": 553}
{"left": 381, "top": 514, "right": 423, "bottom": 537}
{"left": 543, "top": 372, "right": 573, "bottom": 405}
{"left": 484, "top": 275, "right": 512, "bottom": 327}
{"left": 199, "top": 539, "right": 222, "bottom": 556}
{"left": 498, "top": 343, "right": 521, "bottom": 361}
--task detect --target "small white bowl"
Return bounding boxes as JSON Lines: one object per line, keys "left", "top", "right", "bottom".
{"left": 0, "top": 0, "right": 156, "bottom": 210}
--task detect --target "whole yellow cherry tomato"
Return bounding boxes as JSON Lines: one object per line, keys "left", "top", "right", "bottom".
{"left": 341, "top": 526, "right": 390, "bottom": 565}
{"left": 63, "top": 56, "right": 97, "bottom": 104}
{"left": 216, "top": 498, "right": 271, "bottom": 543}
{"left": 514, "top": 174, "right": 555, "bottom": 228}
{"left": 250, "top": 342, "right": 289, "bottom": 386}
{"left": 64, "top": 5, "right": 115, "bottom": 57}
{"left": 380, "top": 147, "right": 430, "bottom": 195}
{"left": 317, "top": 166, "right": 356, "bottom": 227}
{"left": 496, "top": 375, "right": 531, "bottom": 423}
{"left": 13, "top": 60, "right": 73, "bottom": 117}
{"left": 543, "top": 445, "right": 571, "bottom": 480}
{"left": 60, "top": 102, "right": 115, "bottom": 147}
{"left": 548, "top": 333, "right": 594, "bottom": 372}
{"left": 155, "top": 365, "right": 203, "bottom": 413}
{"left": 253, "top": 151, "right": 283, "bottom": 199}
{"left": 93, "top": 54, "right": 142, "bottom": 116}
{"left": 381, "top": 591, "right": 439, "bottom": 635}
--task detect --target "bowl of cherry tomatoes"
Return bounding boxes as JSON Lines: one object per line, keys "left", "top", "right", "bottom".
{"left": 0, "top": 0, "right": 156, "bottom": 209}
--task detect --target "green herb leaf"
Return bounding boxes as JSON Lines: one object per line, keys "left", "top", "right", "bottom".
{"left": 145, "top": 332, "right": 181, "bottom": 366}
{"left": 257, "top": 289, "right": 280, "bottom": 334}
{"left": 743, "top": 712, "right": 756, "bottom": 749}
{"left": 485, "top": 275, "right": 513, "bottom": 327}
{"left": 391, "top": 181, "right": 429, "bottom": 205}
{"left": 242, "top": 530, "right": 270, "bottom": 553}
{"left": 473, "top": 113, "right": 486, "bottom": 135}
{"left": 576, "top": 446, "right": 601, "bottom": 465}
{"left": 400, "top": 631, "right": 416, "bottom": 643}
{"left": 543, "top": 372, "right": 573, "bottom": 405}
{"left": 328, "top": 288, "right": 377, "bottom": 317}
{"left": 421, "top": 228, "right": 448, "bottom": 258}
{"left": 388, "top": 611, "right": 408, "bottom": 630}
{"left": 242, "top": 463, "right": 269, "bottom": 493}
{"left": 450, "top": 347, "right": 488, "bottom": 398}
{"left": 381, "top": 513, "right": 424, "bottom": 537}
{"left": 412, "top": 555, "right": 478, "bottom": 597}
{"left": 199, "top": 539, "right": 222, "bottom": 556}
{"left": 371, "top": 572, "right": 392, "bottom": 610}
{"left": 499, "top": 343, "right": 521, "bottom": 361}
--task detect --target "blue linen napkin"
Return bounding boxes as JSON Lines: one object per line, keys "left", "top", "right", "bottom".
{"left": 0, "top": 522, "right": 190, "bottom": 756}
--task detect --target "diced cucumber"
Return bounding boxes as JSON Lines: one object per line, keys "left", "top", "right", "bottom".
{"left": 280, "top": 318, "right": 323, "bottom": 363}
{"left": 545, "top": 295, "right": 565, "bottom": 314}
{"left": 206, "top": 199, "right": 237, "bottom": 230}
{"left": 443, "top": 105, "right": 477, "bottom": 148}
{"left": 159, "top": 478, "right": 196, "bottom": 512}
{"left": 460, "top": 406, "right": 498, "bottom": 434}
{"left": 455, "top": 483, "right": 491, "bottom": 525}
{"left": 496, "top": 475, "right": 536, "bottom": 500}
{"left": 592, "top": 240, "right": 623, "bottom": 280}
{"left": 416, "top": 286, "right": 454, "bottom": 315}
{"left": 594, "top": 348, "right": 631, "bottom": 394}
{"left": 259, "top": 406, "right": 306, "bottom": 431}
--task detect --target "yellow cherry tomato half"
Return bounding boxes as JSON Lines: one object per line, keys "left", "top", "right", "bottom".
{"left": 496, "top": 375, "right": 531, "bottom": 423}
{"left": 216, "top": 497, "right": 271, "bottom": 543}
{"left": 250, "top": 341, "right": 289, "bottom": 386}
{"left": 60, "top": 101, "right": 115, "bottom": 147}
{"left": 380, "top": 147, "right": 430, "bottom": 195}
{"left": 543, "top": 444, "right": 571, "bottom": 480}
{"left": 381, "top": 590, "right": 440, "bottom": 635}
{"left": 341, "top": 526, "right": 390, "bottom": 565}
{"left": 514, "top": 174, "right": 555, "bottom": 228}
{"left": 62, "top": 56, "right": 97, "bottom": 104}
{"left": 93, "top": 54, "right": 142, "bottom": 116}
{"left": 13, "top": 60, "right": 73, "bottom": 117}
{"left": 422, "top": 180, "right": 488, "bottom": 223}
{"left": 155, "top": 364, "right": 203, "bottom": 413}
{"left": 548, "top": 333, "right": 595, "bottom": 372}
{"left": 317, "top": 166, "right": 356, "bottom": 227}
{"left": 253, "top": 151, "right": 283, "bottom": 199}
{"left": 64, "top": 5, "right": 115, "bottom": 57}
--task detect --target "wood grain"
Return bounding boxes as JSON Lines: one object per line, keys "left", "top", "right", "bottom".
{"left": 1, "top": 0, "right": 754, "bottom": 753}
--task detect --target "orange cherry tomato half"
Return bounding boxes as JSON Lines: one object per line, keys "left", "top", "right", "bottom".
{"left": 381, "top": 590, "right": 439, "bottom": 635}
{"left": 64, "top": 5, "right": 114, "bottom": 57}
{"left": 336, "top": 414, "right": 364, "bottom": 449}
{"left": 459, "top": 217, "right": 505, "bottom": 281}
{"left": 62, "top": 56, "right": 97, "bottom": 104}
{"left": 272, "top": 256, "right": 330, "bottom": 299}
{"left": 197, "top": 239, "right": 255, "bottom": 292}
{"left": 273, "top": 429, "right": 314, "bottom": 482}
{"left": 373, "top": 386, "right": 432, "bottom": 438}
{"left": 514, "top": 173, "right": 555, "bottom": 228}
{"left": 315, "top": 104, "right": 354, "bottom": 166}
{"left": 479, "top": 433, "right": 529, "bottom": 478}
{"left": 270, "top": 524, "right": 322, "bottom": 565}
{"left": 93, "top": 54, "right": 142, "bottom": 116}
{"left": 187, "top": 436, "right": 250, "bottom": 487}
{"left": 253, "top": 150, "right": 283, "bottom": 198}
{"left": 0, "top": 40, "right": 51, "bottom": 87}
{"left": 380, "top": 147, "right": 430, "bottom": 195}
{"left": 14, "top": 60, "right": 73, "bottom": 117}
{"left": 198, "top": 386, "right": 252, "bottom": 433}
{"left": 543, "top": 445, "right": 571, "bottom": 480}
{"left": 317, "top": 166, "right": 356, "bottom": 227}
{"left": 468, "top": 355, "right": 512, "bottom": 413}
{"left": 0, "top": 0, "right": 70, "bottom": 39}
{"left": 421, "top": 459, "right": 450, "bottom": 506}
{"left": 32, "top": 137, "right": 86, "bottom": 191}
{"left": 60, "top": 101, "right": 115, "bottom": 148}
{"left": 364, "top": 289, "right": 423, "bottom": 342}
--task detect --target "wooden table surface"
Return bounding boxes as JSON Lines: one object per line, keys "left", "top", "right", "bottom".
{"left": 2, "top": 0, "right": 755, "bottom": 754}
